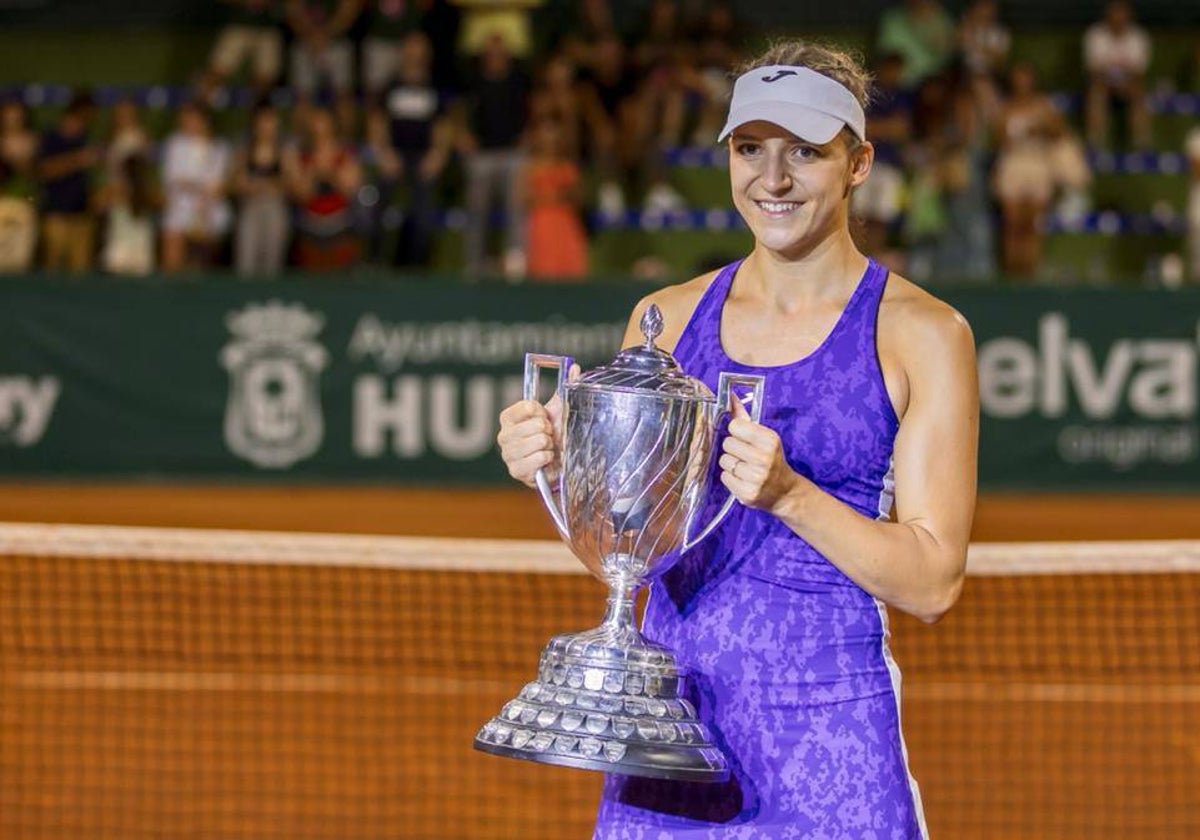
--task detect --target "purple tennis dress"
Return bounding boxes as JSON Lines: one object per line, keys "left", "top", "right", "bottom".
{"left": 593, "top": 258, "right": 928, "bottom": 839}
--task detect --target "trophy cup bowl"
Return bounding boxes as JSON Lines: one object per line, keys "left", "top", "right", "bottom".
{"left": 474, "top": 305, "right": 764, "bottom": 782}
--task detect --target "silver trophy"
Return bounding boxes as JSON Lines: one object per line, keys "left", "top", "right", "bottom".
{"left": 474, "top": 305, "right": 764, "bottom": 782}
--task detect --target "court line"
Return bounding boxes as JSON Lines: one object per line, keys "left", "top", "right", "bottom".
{"left": 2, "top": 522, "right": 1200, "bottom": 576}
{"left": 9, "top": 671, "right": 1200, "bottom": 703}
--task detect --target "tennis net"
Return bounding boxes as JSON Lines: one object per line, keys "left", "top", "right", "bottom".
{"left": 1, "top": 524, "right": 1197, "bottom": 839}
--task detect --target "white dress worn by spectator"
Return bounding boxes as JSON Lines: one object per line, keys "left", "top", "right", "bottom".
{"left": 1083, "top": 14, "right": 1152, "bottom": 148}
{"left": 161, "top": 134, "right": 231, "bottom": 238}
{"left": 102, "top": 204, "right": 155, "bottom": 276}
{"left": 1084, "top": 22, "right": 1150, "bottom": 88}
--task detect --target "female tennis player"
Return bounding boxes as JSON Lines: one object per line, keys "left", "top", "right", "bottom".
{"left": 498, "top": 40, "right": 978, "bottom": 839}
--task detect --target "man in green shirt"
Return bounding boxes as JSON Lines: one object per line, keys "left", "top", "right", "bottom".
{"left": 877, "top": 0, "right": 956, "bottom": 90}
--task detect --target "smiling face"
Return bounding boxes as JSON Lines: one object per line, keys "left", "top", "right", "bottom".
{"left": 728, "top": 120, "right": 871, "bottom": 259}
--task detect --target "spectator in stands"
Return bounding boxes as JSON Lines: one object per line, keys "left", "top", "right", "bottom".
{"left": 458, "top": 32, "right": 529, "bottom": 276}
{"left": 0, "top": 100, "right": 38, "bottom": 272}
{"left": 1084, "top": 0, "right": 1152, "bottom": 150}
{"left": 629, "top": 0, "right": 680, "bottom": 80}
{"left": 160, "top": 102, "right": 232, "bottom": 273}
{"left": 903, "top": 73, "right": 950, "bottom": 280}
{"left": 992, "top": 63, "right": 1074, "bottom": 278}
{"left": 545, "top": 0, "right": 619, "bottom": 69}
{"left": 361, "top": 0, "right": 424, "bottom": 104}
{"left": 1186, "top": 125, "right": 1200, "bottom": 283}
{"left": 98, "top": 154, "right": 158, "bottom": 276}
{"left": 284, "top": 105, "right": 363, "bottom": 271}
{"left": 852, "top": 53, "right": 911, "bottom": 268}
{"left": 202, "top": 0, "right": 284, "bottom": 100}
{"left": 358, "top": 106, "right": 402, "bottom": 263}
{"left": 690, "top": 0, "right": 742, "bottom": 145}
{"left": 541, "top": 44, "right": 649, "bottom": 220}
{"left": 104, "top": 98, "right": 151, "bottom": 186}
{"left": 285, "top": 0, "right": 362, "bottom": 103}
{"left": 523, "top": 116, "right": 587, "bottom": 280}
{"left": 529, "top": 54, "right": 586, "bottom": 163}
{"left": 577, "top": 34, "right": 638, "bottom": 215}
{"left": 37, "top": 91, "right": 100, "bottom": 273}
{"left": 381, "top": 30, "right": 454, "bottom": 267}
{"left": 232, "top": 102, "right": 291, "bottom": 276}
{"left": 531, "top": 51, "right": 635, "bottom": 206}
{"left": 627, "top": 0, "right": 688, "bottom": 212}
{"left": 957, "top": 0, "right": 1009, "bottom": 121}
{"left": 0, "top": 101, "right": 37, "bottom": 196}
{"left": 877, "top": 0, "right": 956, "bottom": 90}
{"left": 931, "top": 59, "right": 996, "bottom": 282}
{"left": 619, "top": 0, "right": 696, "bottom": 213}
{"left": 452, "top": 0, "right": 543, "bottom": 62}
{"left": 422, "top": 0, "right": 463, "bottom": 92}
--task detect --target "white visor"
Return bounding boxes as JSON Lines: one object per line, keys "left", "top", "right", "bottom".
{"left": 717, "top": 65, "right": 866, "bottom": 145}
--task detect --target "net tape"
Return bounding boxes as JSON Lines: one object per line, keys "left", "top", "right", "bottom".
{"left": 3, "top": 522, "right": 1199, "bottom": 575}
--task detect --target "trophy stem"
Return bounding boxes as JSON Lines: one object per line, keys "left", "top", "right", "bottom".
{"left": 600, "top": 576, "right": 639, "bottom": 633}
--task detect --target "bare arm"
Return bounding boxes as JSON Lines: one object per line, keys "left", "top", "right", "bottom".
{"left": 720, "top": 295, "right": 978, "bottom": 623}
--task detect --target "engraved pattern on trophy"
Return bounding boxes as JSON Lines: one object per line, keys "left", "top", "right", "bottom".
{"left": 475, "top": 305, "right": 765, "bottom": 782}
{"left": 564, "top": 391, "right": 706, "bottom": 585}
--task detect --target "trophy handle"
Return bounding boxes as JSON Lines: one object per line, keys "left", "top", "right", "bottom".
{"left": 682, "top": 372, "right": 766, "bottom": 551}
{"left": 523, "top": 352, "right": 574, "bottom": 541}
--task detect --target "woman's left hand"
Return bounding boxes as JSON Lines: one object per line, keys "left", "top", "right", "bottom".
{"left": 718, "top": 396, "right": 802, "bottom": 515}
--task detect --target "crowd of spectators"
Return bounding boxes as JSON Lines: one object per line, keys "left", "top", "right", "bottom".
{"left": 851, "top": 0, "right": 1199, "bottom": 283}
{"left": 0, "top": 0, "right": 1196, "bottom": 282}
{"left": 0, "top": 0, "right": 744, "bottom": 280}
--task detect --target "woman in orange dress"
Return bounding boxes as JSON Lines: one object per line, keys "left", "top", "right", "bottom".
{"left": 524, "top": 117, "right": 588, "bottom": 280}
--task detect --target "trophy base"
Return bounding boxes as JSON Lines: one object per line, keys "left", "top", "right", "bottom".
{"left": 474, "top": 627, "right": 730, "bottom": 783}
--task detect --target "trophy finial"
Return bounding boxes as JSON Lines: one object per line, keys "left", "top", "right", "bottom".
{"left": 640, "top": 304, "right": 664, "bottom": 347}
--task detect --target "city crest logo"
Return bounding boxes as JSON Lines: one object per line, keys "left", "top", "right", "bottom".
{"left": 221, "top": 301, "right": 328, "bottom": 468}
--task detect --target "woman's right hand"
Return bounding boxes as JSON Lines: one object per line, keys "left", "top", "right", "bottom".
{"left": 497, "top": 364, "right": 579, "bottom": 488}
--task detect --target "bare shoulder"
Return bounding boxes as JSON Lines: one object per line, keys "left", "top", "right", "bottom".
{"left": 875, "top": 273, "right": 976, "bottom": 421}
{"left": 623, "top": 269, "right": 722, "bottom": 351}
{"left": 879, "top": 272, "right": 975, "bottom": 360}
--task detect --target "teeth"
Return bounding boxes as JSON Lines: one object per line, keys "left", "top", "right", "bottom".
{"left": 758, "top": 201, "right": 798, "bottom": 213}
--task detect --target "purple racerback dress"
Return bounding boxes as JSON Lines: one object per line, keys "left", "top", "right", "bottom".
{"left": 593, "top": 258, "right": 928, "bottom": 839}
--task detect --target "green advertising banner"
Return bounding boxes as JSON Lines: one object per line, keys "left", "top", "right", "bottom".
{"left": 0, "top": 280, "right": 637, "bottom": 482}
{"left": 954, "top": 286, "right": 1200, "bottom": 490}
{"left": 1, "top": 279, "right": 1198, "bottom": 489}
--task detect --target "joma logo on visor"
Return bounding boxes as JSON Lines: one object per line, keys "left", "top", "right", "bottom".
{"left": 761, "top": 70, "right": 798, "bottom": 83}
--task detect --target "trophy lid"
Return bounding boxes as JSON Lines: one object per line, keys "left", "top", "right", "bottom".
{"left": 571, "top": 305, "right": 714, "bottom": 401}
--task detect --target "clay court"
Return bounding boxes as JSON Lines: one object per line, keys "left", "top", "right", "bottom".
{"left": 3, "top": 485, "right": 1199, "bottom": 839}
